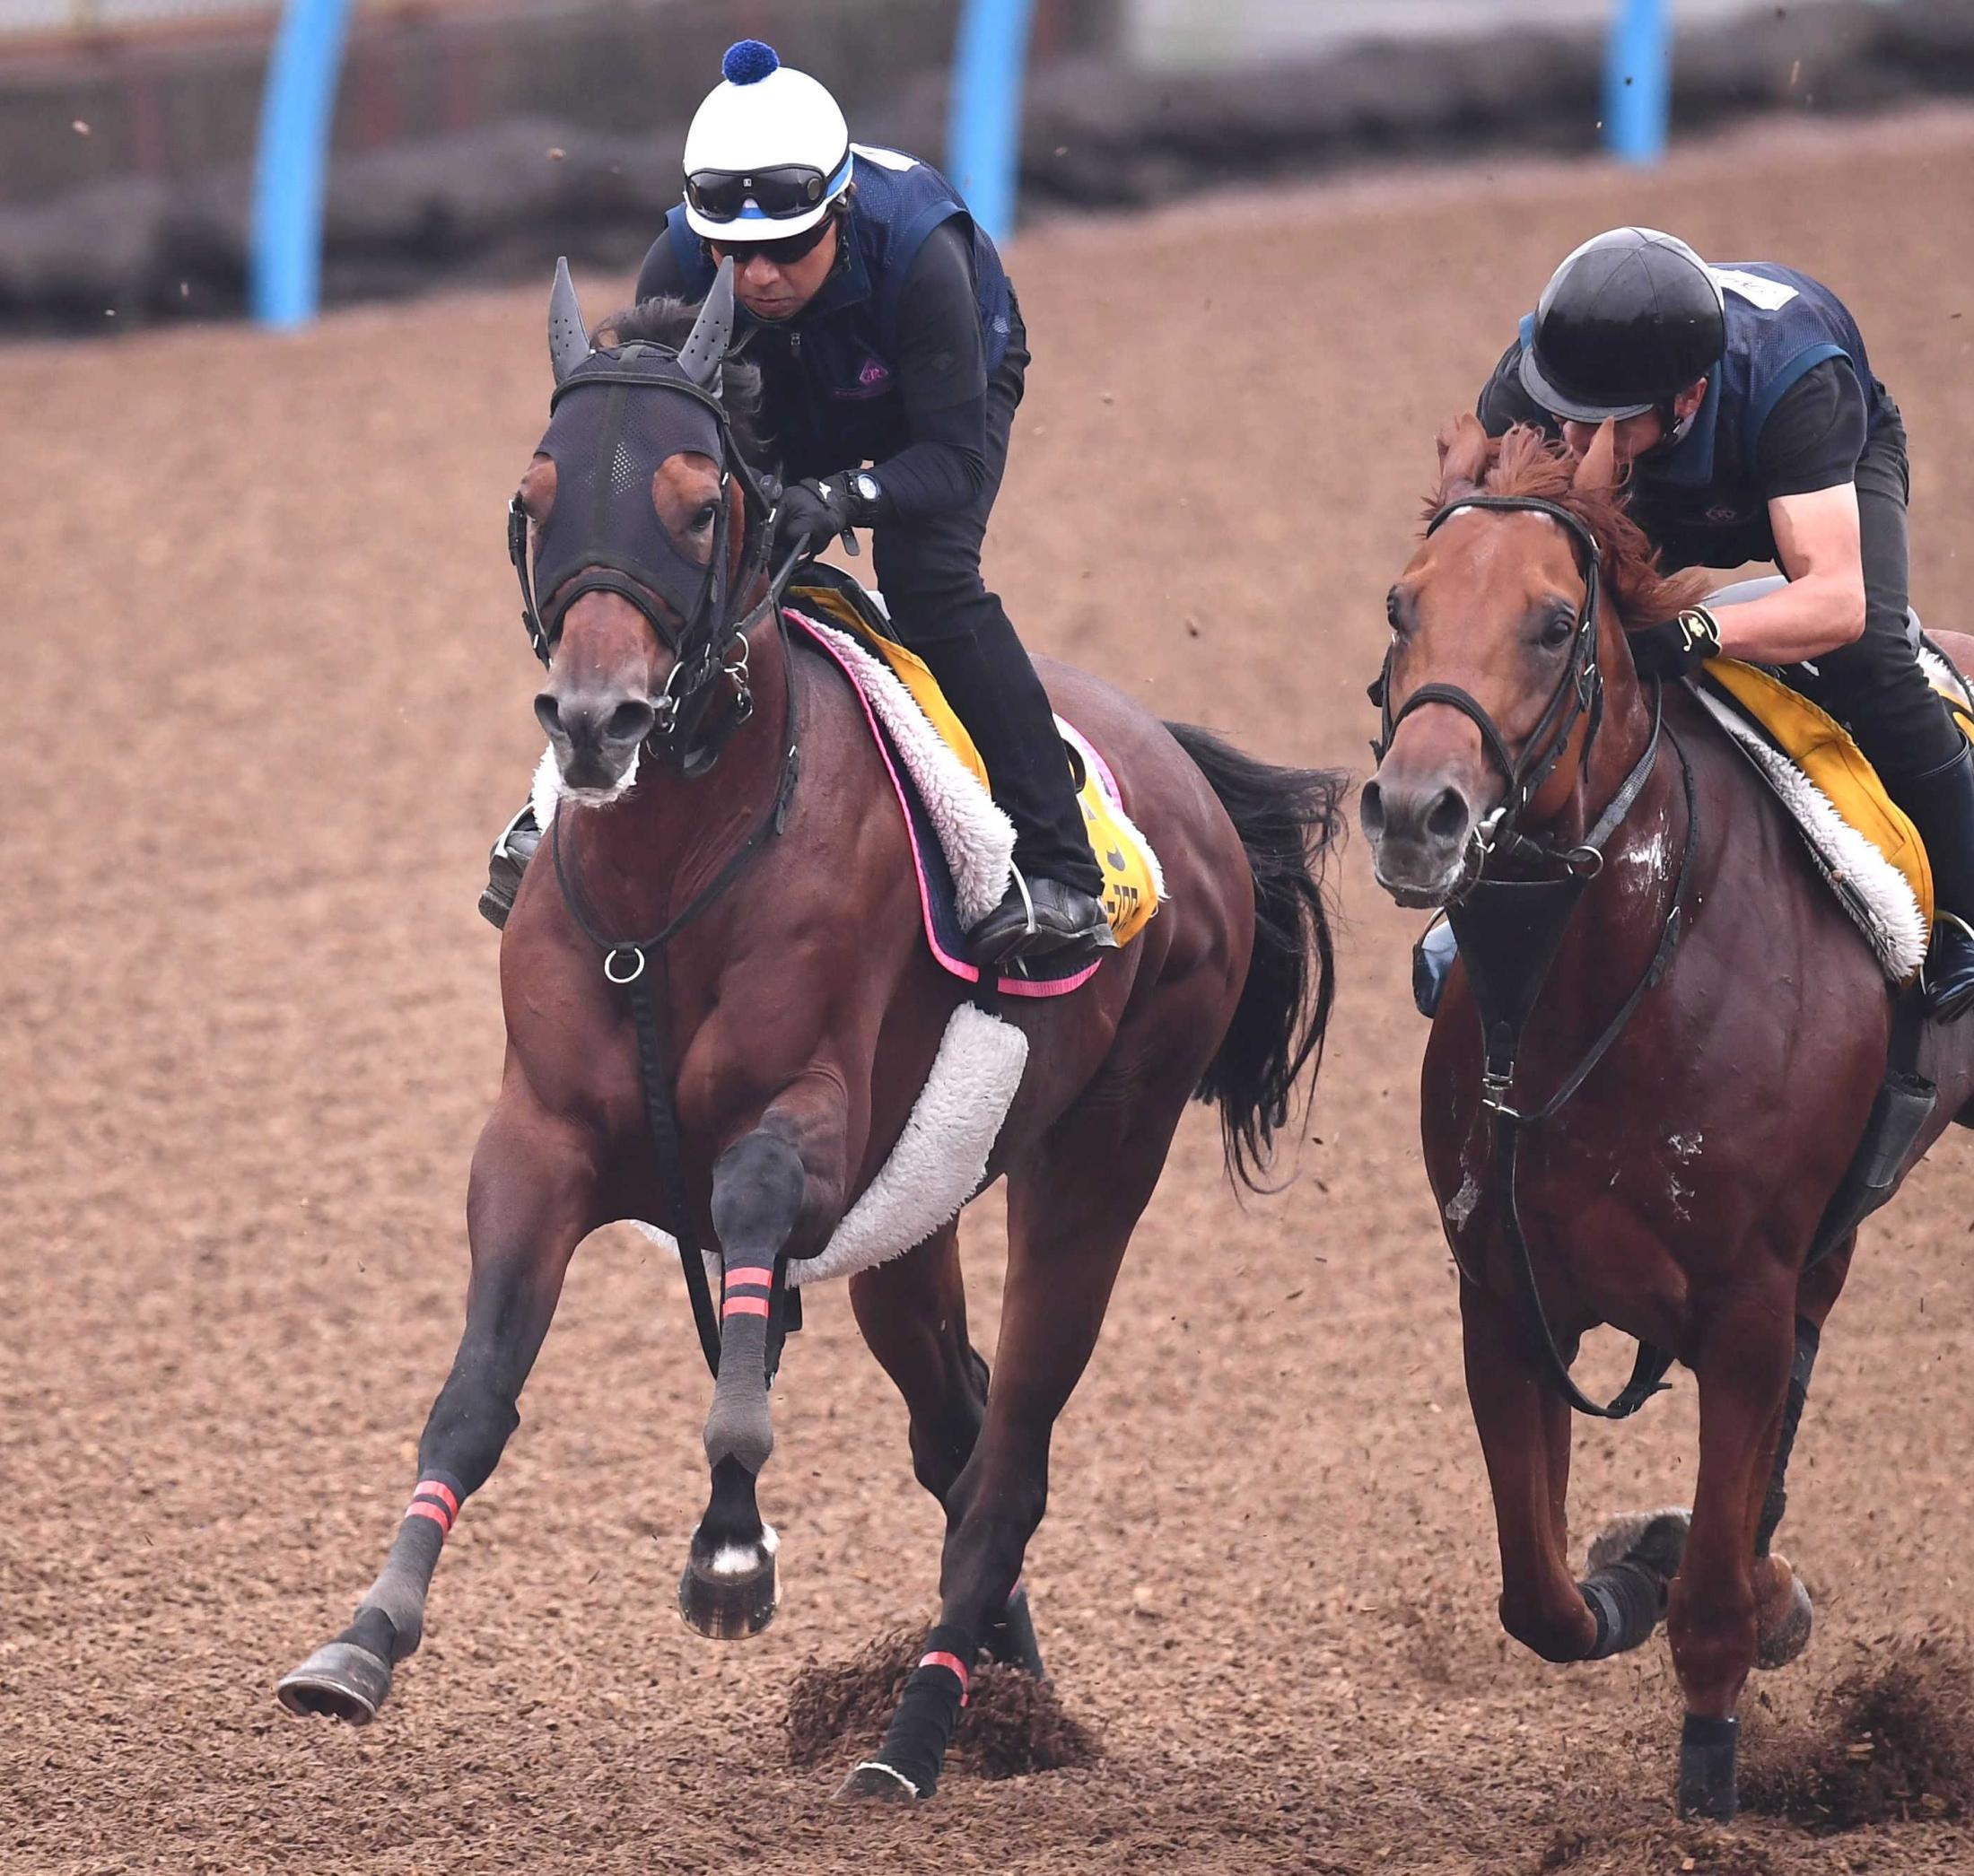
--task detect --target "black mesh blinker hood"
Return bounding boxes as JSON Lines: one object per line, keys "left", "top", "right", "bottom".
{"left": 528, "top": 345, "right": 736, "bottom": 651}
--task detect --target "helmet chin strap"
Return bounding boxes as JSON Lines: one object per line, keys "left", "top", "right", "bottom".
{"left": 1638, "top": 380, "right": 1707, "bottom": 461}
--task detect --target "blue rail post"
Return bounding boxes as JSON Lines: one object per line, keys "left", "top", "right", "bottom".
{"left": 948, "top": 0, "right": 1036, "bottom": 244}
{"left": 1604, "top": 0, "right": 1671, "bottom": 166}
{"left": 250, "top": 0, "right": 356, "bottom": 327}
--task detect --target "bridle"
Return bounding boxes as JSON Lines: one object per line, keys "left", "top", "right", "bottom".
{"left": 1371, "top": 494, "right": 1609, "bottom": 886}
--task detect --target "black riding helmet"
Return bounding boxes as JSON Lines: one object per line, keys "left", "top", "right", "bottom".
{"left": 1519, "top": 228, "right": 1727, "bottom": 423}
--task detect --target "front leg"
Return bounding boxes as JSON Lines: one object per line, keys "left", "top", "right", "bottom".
{"left": 278, "top": 1087, "right": 600, "bottom": 1721}
{"left": 1667, "top": 1286, "right": 1795, "bottom": 1820}
{"left": 679, "top": 1090, "right": 850, "bottom": 1640}
{"left": 1461, "top": 1280, "right": 1603, "bottom": 1665}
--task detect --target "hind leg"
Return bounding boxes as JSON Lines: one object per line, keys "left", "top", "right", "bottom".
{"left": 1752, "top": 1242, "right": 1853, "bottom": 1670}
{"left": 850, "top": 1222, "right": 1044, "bottom": 1675}
{"left": 839, "top": 1045, "right": 1201, "bottom": 1802}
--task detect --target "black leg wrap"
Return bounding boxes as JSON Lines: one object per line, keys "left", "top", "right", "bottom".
{"left": 1579, "top": 1559, "right": 1666, "bottom": 1660}
{"left": 1757, "top": 1316, "right": 1821, "bottom": 1558}
{"left": 1678, "top": 1714, "right": 1741, "bottom": 1821}
{"left": 333, "top": 1602, "right": 400, "bottom": 1662}
{"left": 868, "top": 1623, "right": 973, "bottom": 1800}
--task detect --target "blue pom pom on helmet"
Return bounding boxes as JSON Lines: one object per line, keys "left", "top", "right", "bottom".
{"left": 722, "top": 39, "right": 780, "bottom": 86}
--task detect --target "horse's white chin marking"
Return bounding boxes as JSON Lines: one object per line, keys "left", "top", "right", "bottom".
{"left": 533, "top": 742, "right": 640, "bottom": 824}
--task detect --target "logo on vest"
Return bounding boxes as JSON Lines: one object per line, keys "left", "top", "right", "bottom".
{"left": 858, "top": 356, "right": 892, "bottom": 389}
{"left": 1705, "top": 503, "right": 1748, "bottom": 525}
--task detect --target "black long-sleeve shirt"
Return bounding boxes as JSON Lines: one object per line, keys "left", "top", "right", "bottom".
{"left": 635, "top": 221, "right": 995, "bottom": 524}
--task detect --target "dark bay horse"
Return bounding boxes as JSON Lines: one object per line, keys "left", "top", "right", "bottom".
{"left": 278, "top": 262, "right": 1344, "bottom": 1802}
{"left": 1361, "top": 414, "right": 1974, "bottom": 1820}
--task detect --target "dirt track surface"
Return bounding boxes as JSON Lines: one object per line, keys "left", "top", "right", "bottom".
{"left": 8, "top": 109, "right": 1974, "bottom": 1876}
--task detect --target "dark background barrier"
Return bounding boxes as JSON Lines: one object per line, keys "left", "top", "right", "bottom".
{"left": 4, "top": 0, "right": 1971, "bottom": 333}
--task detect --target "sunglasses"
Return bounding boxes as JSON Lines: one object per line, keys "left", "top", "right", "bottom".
{"left": 707, "top": 212, "right": 839, "bottom": 269}
{"left": 686, "top": 159, "right": 845, "bottom": 223}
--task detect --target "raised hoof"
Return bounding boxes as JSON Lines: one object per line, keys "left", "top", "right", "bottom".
{"left": 678, "top": 1527, "right": 779, "bottom": 1640}
{"left": 835, "top": 1760, "right": 922, "bottom": 1804}
{"left": 1587, "top": 1505, "right": 1690, "bottom": 1583}
{"left": 1754, "top": 1562, "right": 1814, "bottom": 1670}
{"left": 276, "top": 1640, "right": 394, "bottom": 1724}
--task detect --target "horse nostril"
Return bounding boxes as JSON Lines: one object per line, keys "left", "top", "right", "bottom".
{"left": 1425, "top": 786, "right": 1472, "bottom": 843}
{"left": 605, "top": 700, "right": 656, "bottom": 744}
{"left": 535, "top": 693, "right": 563, "bottom": 738}
{"left": 1359, "top": 780, "right": 1386, "bottom": 838}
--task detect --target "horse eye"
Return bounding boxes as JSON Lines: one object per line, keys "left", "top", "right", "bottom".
{"left": 1540, "top": 611, "right": 1576, "bottom": 649}
{"left": 693, "top": 502, "right": 718, "bottom": 530}
{"left": 1385, "top": 590, "right": 1404, "bottom": 633}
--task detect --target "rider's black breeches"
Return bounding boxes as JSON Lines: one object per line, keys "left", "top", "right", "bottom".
{"left": 870, "top": 304, "right": 1102, "bottom": 898}
{"left": 1788, "top": 403, "right": 1963, "bottom": 785}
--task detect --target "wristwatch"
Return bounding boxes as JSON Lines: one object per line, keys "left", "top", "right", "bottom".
{"left": 852, "top": 472, "right": 882, "bottom": 517}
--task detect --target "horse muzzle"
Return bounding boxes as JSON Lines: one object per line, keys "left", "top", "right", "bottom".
{"left": 536, "top": 685, "right": 656, "bottom": 795}
{"left": 1360, "top": 772, "right": 1485, "bottom": 908}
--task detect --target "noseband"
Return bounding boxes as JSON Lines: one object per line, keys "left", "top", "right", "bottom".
{"left": 1371, "top": 494, "right": 1607, "bottom": 880}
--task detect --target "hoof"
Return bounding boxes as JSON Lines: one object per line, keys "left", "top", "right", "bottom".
{"left": 1587, "top": 1505, "right": 1690, "bottom": 1583}
{"left": 836, "top": 1760, "right": 922, "bottom": 1803}
{"left": 1677, "top": 1713, "right": 1740, "bottom": 1821}
{"left": 276, "top": 1640, "right": 394, "bottom": 1724}
{"left": 678, "top": 1526, "right": 779, "bottom": 1640}
{"left": 1755, "top": 1560, "right": 1814, "bottom": 1670}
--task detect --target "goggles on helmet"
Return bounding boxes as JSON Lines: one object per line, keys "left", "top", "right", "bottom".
{"left": 685, "top": 153, "right": 851, "bottom": 224}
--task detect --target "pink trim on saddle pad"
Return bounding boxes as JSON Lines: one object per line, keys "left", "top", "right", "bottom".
{"left": 788, "top": 612, "right": 1103, "bottom": 999}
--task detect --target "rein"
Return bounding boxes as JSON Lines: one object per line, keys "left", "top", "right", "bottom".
{"left": 1390, "top": 493, "right": 1694, "bottom": 1418}
{"left": 546, "top": 554, "right": 808, "bottom": 1383}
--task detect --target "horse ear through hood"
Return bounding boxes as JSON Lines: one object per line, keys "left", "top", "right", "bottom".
{"left": 674, "top": 257, "right": 737, "bottom": 393}
{"left": 548, "top": 257, "right": 590, "bottom": 383}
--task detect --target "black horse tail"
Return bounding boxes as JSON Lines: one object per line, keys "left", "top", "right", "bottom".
{"left": 1168, "top": 721, "right": 1347, "bottom": 1192}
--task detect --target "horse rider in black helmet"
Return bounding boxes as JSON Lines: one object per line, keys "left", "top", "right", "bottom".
{"left": 479, "top": 39, "right": 1112, "bottom": 968}
{"left": 1475, "top": 225, "right": 1974, "bottom": 1019}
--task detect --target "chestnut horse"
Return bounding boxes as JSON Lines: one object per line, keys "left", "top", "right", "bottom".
{"left": 1362, "top": 414, "right": 1974, "bottom": 1820}
{"left": 277, "top": 263, "right": 1343, "bottom": 1803}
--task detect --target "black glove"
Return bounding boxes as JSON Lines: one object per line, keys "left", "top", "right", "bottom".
{"left": 1627, "top": 605, "right": 1722, "bottom": 682}
{"left": 773, "top": 476, "right": 866, "bottom": 558}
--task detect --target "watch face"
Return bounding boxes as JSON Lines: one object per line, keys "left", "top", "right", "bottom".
{"left": 855, "top": 475, "right": 880, "bottom": 502}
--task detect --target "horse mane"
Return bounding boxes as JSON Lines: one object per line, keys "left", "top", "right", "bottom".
{"left": 1430, "top": 423, "right": 1710, "bottom": 625}
{"left": 590, "top": 296, "right": 768, "bottom": 467}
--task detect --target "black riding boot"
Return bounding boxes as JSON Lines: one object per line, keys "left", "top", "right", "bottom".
{"left": 477, "top": 800, "right": 542, "bottom": 930}
{"left": 1899, "top": 745, "right": 1974, "bottom": 1019}
{"left": 906, "top": 624, "right": 1112, "bottom": 967}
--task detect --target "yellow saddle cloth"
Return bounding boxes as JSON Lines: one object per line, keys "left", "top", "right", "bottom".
{"left": 1700, "top": 655, "right": 1974, "bottom": 938}
{"left": 788, "top": 573, "right": 1161, "bottom": 947}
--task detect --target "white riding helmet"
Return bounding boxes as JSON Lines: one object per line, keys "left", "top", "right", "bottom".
{"left": 681, "top": 41, "right": 852, "bottom": 241}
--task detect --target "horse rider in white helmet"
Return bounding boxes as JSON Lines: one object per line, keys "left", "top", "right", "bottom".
{"left": 481, "top": 39, "right": 1113, "bottom": 967}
